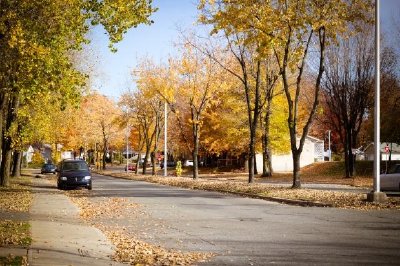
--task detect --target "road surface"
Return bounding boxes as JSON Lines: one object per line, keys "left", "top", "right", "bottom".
{"left": 88, "top": 173, "right": 400, "bottom": 265}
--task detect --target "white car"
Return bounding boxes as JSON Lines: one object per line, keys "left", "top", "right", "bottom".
{"left": 184, "top": 160, "right": 194, "bottom": 167}
{"left": 381, "top": 164, "right": 400, "bottom": 191}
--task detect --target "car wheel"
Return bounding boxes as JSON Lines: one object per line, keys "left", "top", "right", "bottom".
{"left": 87, "top": 184, "right": 92, "bottom": 190}
{"left": 57, "top": 184, "right": 63, "bottom": 190}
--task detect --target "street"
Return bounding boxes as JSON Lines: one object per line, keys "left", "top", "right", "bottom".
{"left": 88, "top": 173, "right": 400, "bottom": 265}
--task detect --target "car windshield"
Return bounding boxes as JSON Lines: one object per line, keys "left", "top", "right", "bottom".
{"left": 62, "top": 161, "right": 89, "bottom": 171}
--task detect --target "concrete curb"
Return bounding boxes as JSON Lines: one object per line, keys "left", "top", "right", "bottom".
{"left": 216, "top": 190, "right": 333, "bottom": 207}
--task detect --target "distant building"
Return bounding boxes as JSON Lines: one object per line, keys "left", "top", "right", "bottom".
{"left": 363, "top": 142, "right": 400, "bottom": 161}
{"left": 256, "top": 135, "right": 324, "bottom": 172}
{"left": 24, "top": 146, "right": 35, "bottom": 163}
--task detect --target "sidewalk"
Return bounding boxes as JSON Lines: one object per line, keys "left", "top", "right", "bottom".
{"left": 28, "top": 176, "right": 125, "bottom": 266}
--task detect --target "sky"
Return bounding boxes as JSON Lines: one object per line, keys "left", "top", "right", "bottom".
{"left": 88, "top": 0, "right": 400, "bottom": 101}
{"left": 88, "top": 0, "right": 200, "bottom": 100}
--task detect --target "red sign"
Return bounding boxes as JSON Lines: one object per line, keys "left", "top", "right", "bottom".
{"left": 384, "top": 146, "right": 390, "bottom": 153}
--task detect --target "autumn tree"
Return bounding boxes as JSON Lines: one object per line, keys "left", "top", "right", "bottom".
{"left": 322, "top": 26, "right": 374, "bottom": 178}
{"left": 0, "top": 0, "right": 156, "bottom": 186}
{"left": 379, "top": 47, "right": 400, "bottom": 145}
{"left": 171, "top": 41, "right": 229, "bottom": 179}
{"left": 79, "top": 93, "right": 122, "bottom": 170}
{"left": 363, "top": 43, "right": 400, "bottom": 161}
{"left": 191, "top": 24, "right": 277, "bottom": 183}
{"left": 200, "top": 0, "right": 373, "bottom": 187}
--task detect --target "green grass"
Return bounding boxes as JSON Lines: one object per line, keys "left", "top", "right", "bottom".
{"left": 297, "top": 160, "right": 400, "bottom": 178}
{"left": 0, "top": 255, "right": 27, "bottom": 266}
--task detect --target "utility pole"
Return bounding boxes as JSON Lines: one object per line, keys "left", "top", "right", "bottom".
{"left": 164, "top": 101, "right": 168, "bottom": 177}
{"left": 368, "top": 0, "right": 387, "bottom": 202}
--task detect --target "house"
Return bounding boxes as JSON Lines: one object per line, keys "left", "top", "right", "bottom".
{"left": 256, "top": 135, "right": 324, "bottom": 172}
{"left": 24, "top": 146, "right": 35, "bottom": 163}
{"left": 41, "top": 144, "right": 53, "bottom": 162}
{"left": 363, "top": 142, "right": 400, "bottom": 161}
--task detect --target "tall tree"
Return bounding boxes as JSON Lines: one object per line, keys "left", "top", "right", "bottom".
{"left": 323, "top": 26, "right": 374, "bottom": 177}
{"left": 379, "top": 47, "right": 400, "bottom": 145}
{"left": 80, "top": 93, "right": 122, "bottom": 170}
{"left": 172, "top": 42, "right": 227, "bottom": 179}
{"left": 200, "top": 0, "right": 373, "bottom": 187}
{"left": 0, "top": 0, "right": 156, "bottom": 186}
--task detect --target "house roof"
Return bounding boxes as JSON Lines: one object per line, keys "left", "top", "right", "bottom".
{"left": 305, "top": 135, "right": 323, "bottom": 143}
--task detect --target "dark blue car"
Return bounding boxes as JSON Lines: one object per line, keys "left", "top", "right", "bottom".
{"left": 57, "top": 160, "right": 92, "bottom": 190}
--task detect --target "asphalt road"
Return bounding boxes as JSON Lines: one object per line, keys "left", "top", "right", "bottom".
{"left": 91, "top": 173, "right": 400, "bottom": 265}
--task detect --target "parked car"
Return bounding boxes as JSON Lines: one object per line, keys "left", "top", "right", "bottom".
{"left": 124, "top": 164, "right": 136, "bottom": 171}
{"left": 41, "top": 163, "right": 56, "bottom": 174}
{"left": 57, "top": 159, "right": 92, "bottom": 190}
{"left": 184, "top": 160, "right": 194, "bottom": 167}
{"left": 381, "top": 164, "right": 400, "bottom": 191}
{"left": 160, "top": 161, "right": 176, "bottom": 169}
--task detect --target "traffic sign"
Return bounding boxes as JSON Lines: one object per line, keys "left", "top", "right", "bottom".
{"left": 384, "top": 146, "right": 390, "bottom": 153}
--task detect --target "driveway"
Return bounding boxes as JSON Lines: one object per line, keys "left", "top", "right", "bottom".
{"left": 87, "top": 173, "right": 400, "bottom": 265}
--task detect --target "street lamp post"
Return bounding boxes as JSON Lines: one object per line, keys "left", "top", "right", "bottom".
{"left": 126, "top": 123, "right": 129, "bottom": 173}
{"left": 164, "top": 101, "right": 167, "bottom": 177}
{"left": 327, "top": 130, "right": 331, "bottom": 162}
{"left": 125, "top": 108, "right": 130, "bottom": 173}
{"left": 368, "top": 0, "right": 387, "bottom": 202}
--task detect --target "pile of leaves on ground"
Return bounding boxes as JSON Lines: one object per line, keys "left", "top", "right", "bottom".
{"left": 0, "top": 179, "right": 32, "bottom": 213}
{"left": 98, "top": 171, "right": 400, "bottom": 210}
{"left": 0, "top": 177, "right": 32, "bottom": 246}
{"left": 67, "top": 191, "right": 213, "bottom": 265}
{"left": 0, "top": 176, "right": 32, "bottom": 265}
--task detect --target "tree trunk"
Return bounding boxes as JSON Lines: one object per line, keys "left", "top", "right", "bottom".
{"left": 262, "top": 148, "right": 272, "bottom": 177}
{"left": 261, "top": 103, "right": 273, "bottom": 177}
{"left": 1, "top": 94, "right": 19, "bottom": 187}
{"left": 135, "top": 152, "right": 141, "bottom": 174}
{"left": 292, "top": 151, "right": 301, "bottom": 188}
{"left": 193, "top": 128, "right": 199, "bottom": 180}
{"left": 344, "top": 127, "right": 354, "bottom": 178}
{"left": 248, "top": 129, "right": 256, "bottom": 183}
{"left": 0, "top": 94, "right": 4, "bottom": 166}
{"left": 0, "top": 144, "right": 12, "bottom": 186}
{"left": 11, "top": 150, "right": 22, "bottom": 178}
{"left": 142, "top": 150, "right": 150, "bottom": 175}
{"left": 102, "top": 139, "right": 107, "bottom": 170}
{"left": 151, "top": 152, "right": 156, "bottom": 176}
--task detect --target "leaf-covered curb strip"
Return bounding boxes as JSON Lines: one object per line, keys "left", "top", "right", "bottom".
{"left": 97, "top": 171, "right": 400, "bottom": 210}
{"left": 0, "top": 179, "right": 32, "bottom": 213}
{"left": 0, "top": 220, "right": 31, "bottom": 247}
{"left": 67, "top": 193, "right": 213, "bottom": 265}
{"left": 0, "top": 177, "right": 32, "bottom": 253}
